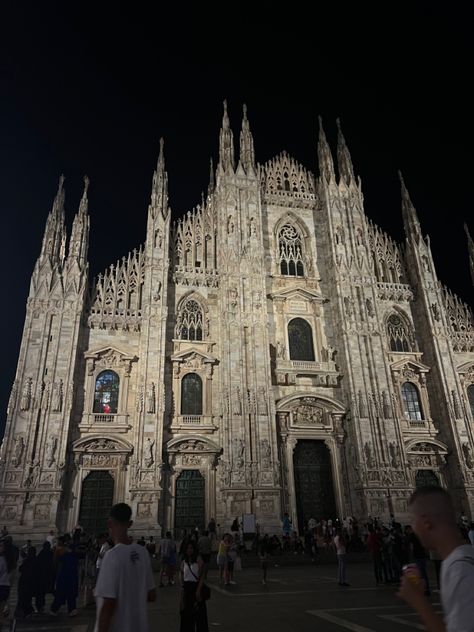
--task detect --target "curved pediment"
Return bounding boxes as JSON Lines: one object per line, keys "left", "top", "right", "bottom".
{"left": 72, "top": 435, "right": 134, "bottom": 452}
{"left": 404, "top": 438, "right": 448, "bottom": 453}
{"left": 276, "top": 392, "right": 346, "bottom": 413}
{"left": 166, "top": 436, "right": 221, "bottom": 453}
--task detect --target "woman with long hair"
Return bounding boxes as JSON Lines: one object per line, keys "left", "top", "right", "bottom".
{"left": 179, "top": 541, "right": 209, "bottom": 632}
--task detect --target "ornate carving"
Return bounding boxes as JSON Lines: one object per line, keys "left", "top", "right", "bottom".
{"left": 7, "top": 380, "right": 18, "bottom": 414}
{"left": 34, "top": 504, "right": 50, "bottom": 521}
{"left": 232, "top": 387, "right": 242, "bottom": 416}
{"left": 257, "top": 387, "right": 268, "bottom": 415}
{"left": 11, "top": 435, "right": 25, "bottom": 468}
{"left": 366, "top": 298, "right": 374, "bottom": 318}
{"left": 344, "top": 296, "right": 354, "bottom": 317}
{"left": 136, "top": 382, "right": 144, "bottom": 412}
{"left": 451, "top": 390, "right": 462, "bottom": 418}
{"left": 463, "top": 443, "right": 474, "bottom": 469}
{"left": 293, "top": 401, "right": 324, "bottom": 425}
{"left": 364, "top": 442, "right": 375, "bottom": 469}
{"left": 20, "top": 378, "right": 32, "bottom": 411}
{"left": 325, "top": 344, "right": 336, "bottom": 361}
{"left": 85, "top": 439, "right": 117, "bottom": 451}
{"left": 182, "top": 454, "right": 202, "bottom": 466}
{"left": 176, "top": 440, "right": 207, "bottom": 451}
{"left": 232, "top": 438, "right": 245, "bottom": 468}
{"left": 276, "top": 340, "right": 286, "bottom": 359}
{"left": 389, "top": 441, "right": 401, "bottom": 468}
{"left": 25, "top": 461, "right": 41, "bottom": 488}
{"left": 144, "top": 438, "right": 155, "bottom": 468}
{"left": 147, "top": 382, "right": 156, "bottom": 414}
{"left": 52, "top": 379, "right": 63, "bottom": 412}
{"left": 260, "top": 439, "right": 271, "bottom": 469}
{"left": 45, "top": 436, "right": 57, "bottom": 468}
{"left": 382, "top": 391, "right": 392, "bottom": 418}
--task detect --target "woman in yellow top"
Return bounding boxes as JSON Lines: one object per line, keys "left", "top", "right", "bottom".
{"left": 216, "top": 534, "right": 231, "bottom": 585}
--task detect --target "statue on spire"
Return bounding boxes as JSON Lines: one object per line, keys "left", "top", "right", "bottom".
{"left": 317, "top": 116, "right": 335, "bottom": 183}
{"left": 239, "top": 103, "right": 256, "bottom": 174}
{"left": 218, "top": 100, "right": 235, "bottom": 173}
{"left": 336, "top": 118, "right": 355, "bottom": 186}
{"left": 150, "top": 137, "right": 169, "bottom": 219}
{"left": 399, "top": 171, "right": 422, "bottom": 242}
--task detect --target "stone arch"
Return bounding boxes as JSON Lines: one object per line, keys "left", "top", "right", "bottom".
{"left": 176, "top": 291, "right": 209, "bottom": 340}
{"left": 405, "top": 438, "right": 448, "bottom": 454}
{"left": 276, "top": 391, "right": 346, "bottom": 414}
{"left": 385, "top": 307, "right": 416, "bottom": 352}
{"left": 72, "top": 435, "right": 134, "bottom": 453}
{"left": 274, "top": 213, "right": 312, "bottom": 277}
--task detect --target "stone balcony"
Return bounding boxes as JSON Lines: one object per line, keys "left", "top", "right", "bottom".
{"left": 79, "top": 413, "right": 131, "bottom": 433}
{"left": 171, "top": 414, "right": 217, "bottom": 433}
{"left": 275, "top": 359, "right": 341, "bottom": 387}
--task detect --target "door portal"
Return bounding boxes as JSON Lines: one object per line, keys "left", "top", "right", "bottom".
{"left": 175, "top": 470, "right": 205, "bottom": 535}
{"left": 415, "top": 469, "right": 440, "bottom": 488}
{"left": 78, "top": 470, "right": 114, "bottom": 534}
{"left": 293, "top": 440, "right": 337, "bottom": 532}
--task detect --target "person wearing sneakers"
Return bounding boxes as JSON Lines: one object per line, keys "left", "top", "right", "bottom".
{"left": 94, "top": 503, "right": 156, "bottom": 632}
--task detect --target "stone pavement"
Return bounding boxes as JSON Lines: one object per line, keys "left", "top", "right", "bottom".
{"left": 6, "top": 560, "right": 441, "bottom": 632}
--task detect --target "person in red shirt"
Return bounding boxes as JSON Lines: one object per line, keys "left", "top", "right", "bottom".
{"left": 367, "top": 525, "right": 383, "bottom": 584}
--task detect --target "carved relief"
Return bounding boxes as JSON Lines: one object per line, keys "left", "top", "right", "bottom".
{"left": 85, "top": 439, "right": 117, "bottom": 451}
{"left": 382, "top": 391, "right": 392, "bottom": 418}
{"left": 276, "top": 341, "right": 286, "bottom": 359}
{"left": 389, "top": 442, "right": 401, "bottom": 468}
{"left": 144, "top": 438, "right": 155, "bottom": 468}
{"left": 11, "top": 435, "right": 25, "bottom": 468}
{"left": 463, "top": 443, "right": 474, "bottom": 469}
{"left": 260, "top": 439, "right": 271, "bottom": 469}
{"left": 136, "top": 383, "right": 144, "bottom": 412}
{"left": 34, "top": 504, "right": 50, "bottom": 521}
{"left": 358, "top": 391, "right": 368, "bottom": 418}
{"left": 293, "top": 401, "right": 324, "bottom": 425}
{"left": 364, "top": 442, "right": 375, "bottom": 469}
{"left": 232, "top": 438, "right": 245, "bottom": 468}
{"left": 7, "top": 380, "right": 18, "bottom": 414}
{"left": 52, "top": 379, "right": 63, "bottom": 412}
{"left": 45, "top": 436, "right": 57, "bottom": 468}
{"left": 20, "top": 378, "right": 32, "bottom": 411}
{"left": 257, "top": 387, "right": 268, "bottom": 415}
{"left": 232, "top": 387, "right": 242, "bottom": 416}
{"left": 147, "top": 382, "right": 156, "bottom": 414}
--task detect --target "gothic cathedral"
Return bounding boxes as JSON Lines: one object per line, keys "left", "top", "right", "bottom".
{"left": 1, "top": 102, "right": 473, "bottom": 538}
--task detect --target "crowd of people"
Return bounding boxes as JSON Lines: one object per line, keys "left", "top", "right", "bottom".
{"left": 1, "top": 489, "right": 474, "bottom": 631}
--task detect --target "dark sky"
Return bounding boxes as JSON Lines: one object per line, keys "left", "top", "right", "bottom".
{"left": 1, "top": 2, "right": 472, "bottom": 437}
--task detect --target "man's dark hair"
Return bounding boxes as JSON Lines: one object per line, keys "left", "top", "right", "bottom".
{"left": 109, "top": 503, "right": 132, "bottom": 524}
{"left": 408, "top": 486, "right": 450, "bottom": 506}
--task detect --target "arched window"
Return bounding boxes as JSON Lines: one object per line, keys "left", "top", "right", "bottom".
{"left": 177, "top": 299, "right": 204, "bottom": 341}
{"left": 181, "top": 373, "right": 203, "bottom": 415}
{"left": 387, "top": 313, "right": 412, "bottom": 352}
{"left": 93, "top": 370, "right": 119, "bottom": 414}
{"left": 401, "top": 382, "right": 423, "bottom": 421}
{"left": 468, "top": 384, "right": 474, "bottom": 419}
{"left": 288, "top": 318, "right": 315, "bottom": 361}
{"left": 278, "top": 224, "right": 305, "bottom": 277}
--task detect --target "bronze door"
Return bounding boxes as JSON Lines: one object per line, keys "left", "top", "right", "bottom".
{"left": 78, "top": 470, "right": 114, "bottom": 534}
{"left": 175, "top": 469, "right": 205, "bottom": 534}
{"left": 415, "top": 469, "right": 440, "bottom": 488}
{"left": 293, "top": 440, "right": 337, "bottom": 532}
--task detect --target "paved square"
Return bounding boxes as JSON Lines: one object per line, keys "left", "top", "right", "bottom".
{"left": 8, "top": 561, "right": 440, "bottom": 631}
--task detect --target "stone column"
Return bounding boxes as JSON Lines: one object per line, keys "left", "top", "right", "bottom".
{"left": 285, "top": 437, "right": 298, "bottom": 531}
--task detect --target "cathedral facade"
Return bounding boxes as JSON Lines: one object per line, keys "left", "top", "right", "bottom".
{"left": 1, "top": 103, "right": 474, "bottom": 538}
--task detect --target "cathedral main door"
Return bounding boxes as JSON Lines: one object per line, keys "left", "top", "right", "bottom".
{"left": 415, "top": 469, "right": 440, "bottom": 488}
{"left": 78, "top": 471, "right": 114, "bottom": 534}
{"left": 175, "top": 470, "right": 205, "bottom": 535}
{"left": 293, "top": 440, "right": 336, "bottom": 532}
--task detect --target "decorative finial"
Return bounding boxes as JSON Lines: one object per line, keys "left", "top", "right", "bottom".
{"left": 243, "top": 103, "right": 247, "bottom": 119}
{"left": 83, "top": 175, "right": 90, "bottom": 193}
{"left": 58, "top": 174, "right": 65, "bottom": 191}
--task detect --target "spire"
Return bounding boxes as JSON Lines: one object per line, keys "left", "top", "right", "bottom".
{"left": 67, "top": 175, "right": 90, "bottom": 266}
{"left": 317, "top": 116, "right": 335, "bottom": 183}
{"left": 150, "top": 137, "right": 168, "bottom": 219}
{"left": 399, "top": 171, "right": 421, "bottom": 241}
{"left": 39, "top": 175, "right": 67, "bottom": 264}
{"left": 208, "top": 157, "right": 215, "bottom": 195}
{"left": 464, "top": 223, "right": 474, "bottom": 286}
{"left": 218, "top": 100, "right": 235, "bottom": 173}
{"left": 239, "top": 103, "right": 255, "bottom": 174}
{"left": 336, "top": 118, "right": 355, "bottom": 186}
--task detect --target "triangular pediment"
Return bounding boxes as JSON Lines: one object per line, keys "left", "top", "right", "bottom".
{"left": 457, "top": 361, "right": 474, "bottom": 374}
{"left": 170, "top": 348, "right": 217, "bottom": 364}
{"left": 269, "top": 286, "right": 325, "bottom": 303}
{"left": 390, "top": 357, "right": 430, "bottom": 373}
{"left": 84, "top": 346, "right": 137, "bottom": 362}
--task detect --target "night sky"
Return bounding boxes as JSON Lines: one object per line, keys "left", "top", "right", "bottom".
{"left": 1, "top": 3, "right": 472, "bottom": 438}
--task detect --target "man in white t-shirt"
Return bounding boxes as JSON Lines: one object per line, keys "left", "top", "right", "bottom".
{"left": 398, "top": 486, "right": 474, "bottom": 632}
{"left": 94, "top": 503, "right": 156, "bottom": 632}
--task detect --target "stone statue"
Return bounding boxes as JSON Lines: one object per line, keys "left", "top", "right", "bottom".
{"left": 11, "top": 435, "right": 25, "bottom": 468}
{"left": 7, "top": 381, "right": 18, "bottom": 414}
{"left": 431, "top": 303, "right": 440, "bottom": 321}
{"left": 45, "top": 436, "right": 57, "bottom": 468}
{"left": 260, "top": 439, "right": 271, "bottom": 469}
{"left": 136, "top": 383, "right": 144, "bottom": 412}
{"left": 366, "top": 298, "right": 374, "bottom": 318}
{"left": 364, "top": 442, "right": 375, "bottom": 469}
{"left": 463, "top": 443, "right": 474, "bottom": 469}
{"left": 26, "top": 461, "right": 41, "bottom": 488}
{"left": 389, "top": 441, "right": 401, "bottom": 468}
{"left": 358, "top": 391, "right": 368, "bottom": 418}
{"left": 276, "top": 341, "right": 286, "bottom": 359}
{"left": 144, "top": 438, "right": 155, "bottom": 468}
{"left": 227, "top": 216, "right": 235, "bottom": 234}
{"left": 232, "top": 438, "right": 245, "bottom": 468}
{"left": 52, "top": 380, "right": 63, "bottom": 412}
{"left": 382, "top": 391, "right": 392, "bottom": 418}
{"left": 232, "top": 387, "right": 242, "bottom": 416}
{"left": 249, "top": 217, "right": 257, "bottom": 237}
{"left": 257, "top": 387, "right": 268, "bottom": 415}
{"left": 147, "top": 382, "right": 156, "bottom": 414}
{"left": 20, "top": 378, "right": 32, "bottom": 412}
{"left": 326, "top": 345, "right": 336, "bottom": 361}
{"left": 42, "top": 381, "right": 50, "bottom": 410}
{"left": 344, "top": 296, "right": 353, "bottom": 317}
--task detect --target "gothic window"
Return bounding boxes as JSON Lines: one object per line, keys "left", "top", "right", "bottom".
{"left": 387, "top": 313, "right": 412, "bottom": 352}
{"left": 177, "top": 299, "right": 204, "bottom": 341}
{"left": 401, "top": 382, "right": 423, "bottom": 421}
{"left": 181, "top": 373, "right": 203, "bottom": 415}
{"left": 288, "top": 318, "right": 315, "bottom": 361}
{"left": 278, "top": 224, "right": 305, "bottom": 277}
{"left": 468, "top": 385, "right": 474, "bottom": 419}
{"left": 93, "top": 370, "right": 119, "bottom": 414}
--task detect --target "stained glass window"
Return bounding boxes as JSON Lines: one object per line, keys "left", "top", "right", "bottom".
{"left": 93, "top": 370, "right": 119, "bottom": 414}
{"left": 181, "top": 373, "right": 203, "bottom": 415}
{"left": 401, "top": 382, "right": 423, "bottom": 420}
{"left": 387, "top": 313, "right": 412, "bottom": 352}
{"left": 278, "top": 224, "right": 305, "bottom": 277}
{"left": 288, "top": 318, "right": 315, "bottom": 361}
{"left": 177, "top": 299, "right": 203, "bottom": 341}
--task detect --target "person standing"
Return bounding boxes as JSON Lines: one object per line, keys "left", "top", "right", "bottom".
{"left": 197, "top": 531, "right": 212, "bottom": 578}
{"left": 50, "top": 540, "right": 79, "bottom": 616}
{"left": 16, "top": 546, "right": 36, "bottom": 618}
{"left": 367, "top": 525, "right": 383, "bottom": 584}
{"left": 398, "top": 486, "right": 474, "bottom": 631}
{"left": 94, "top": 503, "right": 156, "bottom": 632}
{"left": 96, "top": 534, "right": 111, "bottom": 581}
{"left": 259, "top": 535, "right": 270, "bottom": 586}
{"left": 334, "top": 529, "right": 349, "bottom": 586}
{"left": 179, "top": 541, "right": 208, "bottom": 632}
{"left": 34, "top": 541, "right": 54, "bottom": 613}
